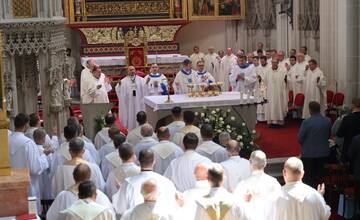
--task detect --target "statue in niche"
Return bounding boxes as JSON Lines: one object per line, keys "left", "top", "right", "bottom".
{"left": 6, "top": 88, "right": 13, "bottom": 112}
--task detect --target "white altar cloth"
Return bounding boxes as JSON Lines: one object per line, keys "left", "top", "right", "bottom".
{"left": 81, "top": 54, "right": 189, "bottom": 66}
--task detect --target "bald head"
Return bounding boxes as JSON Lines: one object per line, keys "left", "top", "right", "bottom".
{"left": 226, "top": 140, "right": 240, "bottom": 156}
{"left": 157, "top": 126, "right": 170, "bottom": 140}
{"left": 194, "top": 163, "right": 209, "bottom": 181}
{"left": 141, "top": 179, "right": 158, "bottom": 202}
{"left": 283, "top": 157, "right": 304, "bottom": 183}
{"left": 141, "top": 123, "right": 154, "bottom": 137}
{"left": 296, "top": 52, "right": 305, "bottom": 62}
{"left": 250, "top": 150, "right": 267, "bottom": 171}
{"left": 226, "top": 48, "right": 233, "bottom": 55}
{"left": 73, "top": 163, "right": 91, "bottom": 183}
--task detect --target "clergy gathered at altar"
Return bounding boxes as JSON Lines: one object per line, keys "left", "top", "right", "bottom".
{"left": 7, "top": 44, "right": 335, "bottom": 220}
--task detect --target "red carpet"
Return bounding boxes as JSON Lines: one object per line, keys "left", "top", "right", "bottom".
{"left": 255, "top": 118, "right": 302, "bottom": 158}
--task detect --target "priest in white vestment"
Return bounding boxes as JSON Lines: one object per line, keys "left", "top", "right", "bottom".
{"left": 151, "top": 127, "right": 184, "bottom": 174}
{"left": 100, "top": 133, "right": 126, "bottom": 180}
{"left": 263, "top": 58, "right": 288, "bottom": 125}
{"left": 115, "top": 66, "right": 147, "bottom": 130}
{"left": 8, "top": 113, "right": 50, "bottom": 213}
{"left": 79, "top": 124, "right": 101, "bottom": 165}
{"left": 121, "top": 179, "right": 175, "bottom": 220}
{"left": 52, "top": 138, "right": 105, "bottom": 196}
{"left": 144, "top": 63, "right": 168, "bottom": 96}
{"left": 98, "top": 126, "right": 121, "bottom": 163}
{"left": 289, "top": 53, "right": 307, "bottom": 97}
{"left": 105, "top": 143, "right": 140, "bottom": 198}
{"left": 220, "top": 48, "right": 237, "bottom": 91}
{"left": 80, "top": 59, "right": 96, "bottom": 103}
{"left": 172, "top": 59, "right": 197, "bottom": 94}
{"left": 171, "top": 110, "right": 202, "bottom": 148}
{"left": 126, "top": 111, "right": 155, "bottom": 146}
{"left": 166, "top": 106, "right": 186, "bottom": 137}
{"left": 134, "top": 123, "right": 159, "bottom": 158}
{"left": 47, "top": 163, "right": 114, "bottom": 220}
{"left": 94, "top": 114, "right": 116, "bottom": 150}
{"left": 234, "top": 150, "right": 281, "bottom": 220}
{"left": 195, "top": 60, "right": 216, "bottom": 85}
{"left": 204, "top": 47, "right": 221, "bottom": 80}
{"left": 81, "top": 65, "right": 112, "bottom": 104}
{"left": 190, "top": 46, "right": 205, "bottom": 70}
{"left": 196, "top": 124, "right": 228, "bottom": 163}
{"left": 302, "top": 59, "right": 327, "bottom": 119}
{"left": 165, "top": 132, "right": 212, "bottom": 192}
{"left": 220, "top": 140, "right": 251, "bottom": 192}
{"left": 253, "top": 42, "right": 264, "bottom": 56}
{"left": 60, "top": 181, "right": 114, "bottom": 220}
{"left": 229, "top": 55, "right": 257, "bottom": 92}
{"left": 195, "top": 164, "right": 251, "bottom": 220}
{"left": 270, "top": 157, "right": 331, "bottom": 220}
{"left": 112, "top": 149, "right": 177, "bottom": 215}
{"left": 300, "top": 46, "right": 312, "bottom": 62}
{"left": 277, "top": 51, "right": 289, "bottom": 71}
{"left": 256, "top": 56, "right": 270, "bottom": 122}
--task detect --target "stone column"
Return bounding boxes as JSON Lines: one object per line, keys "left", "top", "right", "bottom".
{"left": 275, "top": 3, "right": 288, "bottom": 53}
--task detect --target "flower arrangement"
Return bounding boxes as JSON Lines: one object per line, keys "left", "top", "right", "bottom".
{"left": 195, "top": 106, "right": 258, "bottom": 156}
{"left": 94, "top": 115, "right": 106, "bottom": 135}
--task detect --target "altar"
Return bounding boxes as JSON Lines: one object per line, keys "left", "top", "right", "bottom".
{"left": 144, "top": 92, "right": 263, "bottom": 131}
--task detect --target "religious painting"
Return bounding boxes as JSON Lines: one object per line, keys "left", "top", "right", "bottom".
{"left": 218, "top": 0, "right": 245, "bottom": 19}
{"left": 189, "top": 0, "right": 216, "bottom": 19}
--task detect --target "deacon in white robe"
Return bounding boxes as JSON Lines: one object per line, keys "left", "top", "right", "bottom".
{"left": 47, "top": 163, "right": 114, "bottom": 220}
{"left": 8, "top": 114, "right": 50, "bottom": 213}
{"left": 115, "top": 66, "right": 147, "bottom": 130}
{"left": 82, "top": 65, "right": 112, "bottom": 104}
{"left": 112, "top": 149, "right": 177, "bottom": 215}
{"left": 80, "top": 59, "right": 96, "bottom": 103}
{"left": 195, "top": 60, "right": 216, "bottom": 85}
{"left": 270, "top": 157, "right": 331, "bottom": 220}
{"left": 172, "top": 59, "right": 197, "bottom": 94}
{"left": 165, "top": 132, "right": 211, "bottom": 192}
{"left": 171, "top": 111, "right": 202, "bottom": 148}
{"left": 166, "top": 106, "right": 186, "bottom": 137}
{"left": 144, "top": 63, "right": 168, "bottom": 96}
{"left": 196, "top": 124, "right": 228, "bottom": 163}
{"left": 289, "top": 53, "right": 307, "bottom": 97}
{"left": 60, "top": 181, "right": 114, "bottom": 220}
{"left": 263, "top": 58, "right": 288, "bottom": 125}
{"left": 220, "top": 48, "right": 237, "bottom": 91}
{"left": 190, "top": 46, "right": 205, "bottom": 70}
{"left": 134, "top": 123, "right": 159, "bottom": 158}
{"left": 229, "top": 55, "right": 257, "bottom": 92}
{"left": 151, "top": 127, "right": 184, "bottom": 174}
{"left": 52, "top": 138, "right": 105, "bottom": 196}
{"left": 302, "top": 60, "right": 327, "bottom": 119}
{"left": 220, "top": 140, "right": 251, "bottom": 192}
{"left": 98, "top": 127, "right": 122, "bottom": 162}
{"left": 121, "top": 179, "right": 175, "bottom": 220}
{"left": 195, "top": 164, "right": 251, "bottom": 220}
{"left": 204, "top": 47, "right": 221, "bottom": 80}
{"left": 94, "top": 114, "right": 116, "bottom": 150}
{"left": 256, "top": 56, "right": 270, "bottom": 122}
{"left": 234, "top": 150, "right": 281, "bottom": 220}
{"left": 105, "top": 143, "right": 140, "bottom": 198}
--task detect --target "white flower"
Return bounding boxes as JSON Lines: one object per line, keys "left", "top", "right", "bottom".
{"left": 211, "top": 111, "right": 216, "bottom": 115}
{"left": 216, "top": 108, "right": 220, "bottom": 112}
{"left": 250, "top": 141, "right": 254, "bottom": 145}
{"left": 200, "top": 113, "right": 205, "bottom": 118}
{"left": 239, "top": 135, "right": 243, "bottom": 140}
{"left": 226, "top": 125, "right": 231, "bottom": 129}
{"left": 219, "top": 117, "right": 223, "bottom": 121}
{"left": 204, "top": 118, "right": 209, "bottom": 123}
{"left": 227, "top": 109, "right": 231, "bottom": 113}
{"left": 240, "top": 142, "right": 244, "bottom": 147}
{"left": 195, "top": 112, "right": 199, "bottom": 116}
{"left": 231, "top": 116, "right": 235, "bottom": 121}
{"left": 242, "top": 122, "right": 246, "bottom": 126}
{"left": 227, "top": 129, "right": 232, "bottom": 133}
{"left": 252, "top": 130, "right": 256, "bottom": 134}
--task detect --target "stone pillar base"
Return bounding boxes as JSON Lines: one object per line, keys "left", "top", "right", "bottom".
{"left": 0, "top": 169, "right": 30, "bottom": 217}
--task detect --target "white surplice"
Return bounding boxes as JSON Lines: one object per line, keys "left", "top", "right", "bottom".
{"left": 256, "top": 63, "right": 270, "bottom": 122}
{"left": 195, "top": 187, "right": 251, "bottom": 220}
{"left": 196, "top": 140, "right": 228, "bottom": 163}
{"left": 172, "top": 69, "right": 197, "bottom": 94}
{"left": 182, "top": 180, "right": 211, "bottom": 220}
{"left": 121, "top": 201, "right": 175, "bottom": 220}
{"left": 220, "top": 156, "right": 251, "bottom": 192}
{"left": 171, "top": 125, "right": 202, "bottom": 149}
{"left": 144, "top": 73, "right": 168, "bottom": 96}
{"left": 263, "top": 67, "right": 288, "bottom": 124}
{"left": 151, "top": 140, "right": 184, "bottom": 174}
{"left": 234, "top": 170, "right": 281, "bottom": 220}
{"left": 164, "top": 150, "right": 212, "bottom": 192}
{"left": 94, "top": 127, "right": 111, "bottom": 150}
{"left": 99, "top": 141, "right": 116, "bottom": 164}
{"left": 83, "top": 137, "right": 101, "bottom": 165}
{"left": 302, "top": 67, "right": 327, "bottom": 119}
{"left": 25, "top": 126, "right": 60, "bottom": 150}
{"left": 195, "top": 70, "right": 216, "bottom": 85}
{"left": 80, "top": 67, "right": 92, "bottom": 103}
{"left": 204, "top": 53, "right": 221, "bottom": 80}
{"left": 82, "top": 73, "right": 112, "bottom": 104}
{"left": 105, "top": 162, "right": 140, "bottom": 198}
{"left": 126, "top": 126, "right": 158, "bottom": 147}
{"left": 116, "top": 75, "right": 147, "bottom": 130}
{"left": 305, "top": 54, "right": 312, "bottom": 62}
{"left": 47, "top": 186, "right": 114, "bottom": 220}
{"left": 166, "top": 120, "right": 185, "bottom": 138}
{"left": 134, "top": 137, "right": 159, "bottom": 158}
{"left": 220, "top": 54, "right": 237, "bottom": 91}
{"left": 52, "top": 161, "right": 105, "bottom": 197}
{"left": 190, "top": 52, "right": 205, "bottom": 70}
{"left": 60, "top": 199, "right": 114, "bottom": 220}
{"left": 112, "top": 171, "right": 177, "bottom": 215}
{"left": 229, "top": 64, "right": 257, "bottom": 92}
{"left": 289, "top": 61, "right": 307, "bottom": 97}
{"left": 36, "top": 144, "right": 54, "bottom": 200}
{"left": 101, "top": 150, "right": 123, "bottom": 181}
{"left": 8, "top": 132, "right": 49, "bottom": 213}
{"left": 270, "top": 181, "right": 331, "bottom": 220}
